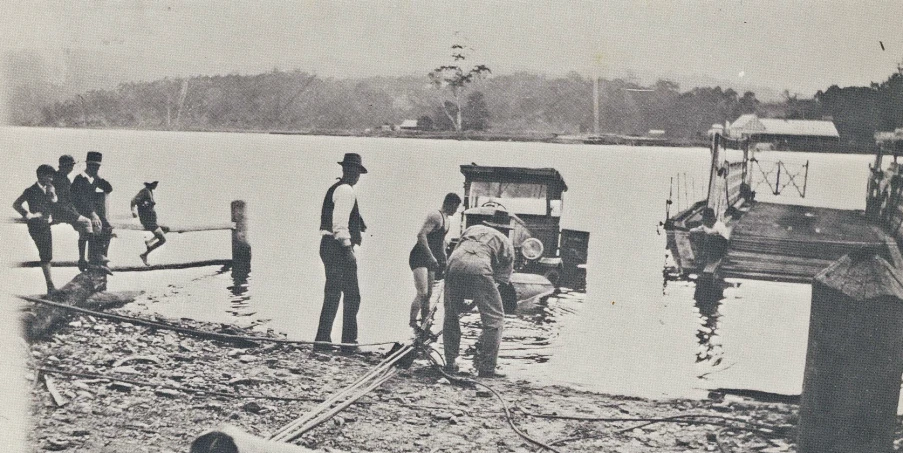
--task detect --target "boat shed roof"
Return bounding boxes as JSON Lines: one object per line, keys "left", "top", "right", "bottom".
{"left": 730, "top": 114, "right": 839, "bottom": 138}
{"left": 460, "top": 165, "right": 568, "bottom": 192}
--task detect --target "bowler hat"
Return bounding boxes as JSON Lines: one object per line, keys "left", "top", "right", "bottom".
{"left": 86, "top": 151, "right": 103, "bottom": 165}
{"left": 59, "top": 155, "right": 75, "bottom": 166}
{"left": 144, "top": 181, "right": 159, "bottom": 189}
{"left": 337, "top": 153, "right": 367, "bottom": 173}
{"left": 483, "top": 209, "right": 514, "bottom": 230}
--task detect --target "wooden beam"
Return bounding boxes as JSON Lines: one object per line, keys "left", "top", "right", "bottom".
{"left": 15, "top": 259, "right": 231, "bottom": 272}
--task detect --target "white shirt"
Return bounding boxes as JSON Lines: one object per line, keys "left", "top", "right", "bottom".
{"left": 692, "top": 220, "right": 731, "bottom": 239}
{"left": 331, "top": 183, "right": 357, "bottom": 247}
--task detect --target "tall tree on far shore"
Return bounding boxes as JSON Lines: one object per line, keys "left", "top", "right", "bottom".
{"left": 428, "top": 44, "right": 491, "bottom": 132}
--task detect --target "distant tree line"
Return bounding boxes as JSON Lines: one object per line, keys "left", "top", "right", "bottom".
{"left": 15, "top": 64, "right": 903, "bottom": 145}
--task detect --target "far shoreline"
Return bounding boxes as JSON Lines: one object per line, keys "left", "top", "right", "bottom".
{"left": 7, "top": 125, "right": 881, "bottom": 154}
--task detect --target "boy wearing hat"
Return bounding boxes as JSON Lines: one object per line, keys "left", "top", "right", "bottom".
{"left": 13, "top": 164, "right": 59, "bottom": 294}
{"left": 443, "top": 209, "right": 515, "bottom": 378}
{"left": 71, "top": 151, "right": 114, "bottom": 270}
{"left": 315, "top": 153, "right": 368, "bottom": 353}
{"left": 131, "top": 181, "right": 166, "bottom": 266}
{"left": 52, "top": 154, "right": 93, "bottom": 235}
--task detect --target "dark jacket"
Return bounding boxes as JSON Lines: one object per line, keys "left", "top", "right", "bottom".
{"left": 71, "top": 174, "right": 113, "bottom": 220}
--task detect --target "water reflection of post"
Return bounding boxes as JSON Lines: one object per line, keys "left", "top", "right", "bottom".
{"left": 694, "top": 278, "right": 724, "bottom": 365}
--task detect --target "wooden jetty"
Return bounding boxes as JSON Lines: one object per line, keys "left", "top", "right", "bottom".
{"left": 665, "top": 130, "right": 902, "bottom": 284}
{"left": 720, "top": 203, "right": 887, "bottom": 282}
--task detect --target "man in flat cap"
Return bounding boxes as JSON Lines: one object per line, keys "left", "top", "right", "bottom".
{"left": 52, "top": 154, "right": 93, "bottom": 238}
{"left": 71, "top": 151, "right": 114, "bottom": 270}
{"left": 443, "top": 209, "right": 515, "bottom": 378}
{"left": 314, "top": 153, "right": 368, "bottom": 354}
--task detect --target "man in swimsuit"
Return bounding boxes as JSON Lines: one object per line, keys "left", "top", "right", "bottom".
{"left": 409, "top": 192, "right": 461, "bottom": 330}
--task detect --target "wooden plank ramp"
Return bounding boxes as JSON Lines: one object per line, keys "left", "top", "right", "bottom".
{"left": 720, "top": 202, "right": 889, "bottom": 283}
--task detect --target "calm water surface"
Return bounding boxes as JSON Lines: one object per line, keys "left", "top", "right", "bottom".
{"left": 1, "top": 126, "right": 877, "bottom": 401}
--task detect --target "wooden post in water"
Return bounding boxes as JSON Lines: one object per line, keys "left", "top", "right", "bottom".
{"left": 231, "top": 200, "right": 251, "bottom": 279}
{"left": 798, "top": 250, "right": 903, "bottom": 453}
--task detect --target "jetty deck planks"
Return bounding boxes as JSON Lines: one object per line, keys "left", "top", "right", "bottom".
{"left": 721, "top": 202, "right": 889, "bottom": 283}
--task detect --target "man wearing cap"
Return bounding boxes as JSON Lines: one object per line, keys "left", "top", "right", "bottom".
{"left": 52, "top": 155, "right": 93, "bottom": 236}
{"left": 71, "top": 151, "right": 114, "bottom": 270}
{"left": 443, "top": 209, "right": 515, "bottom": 378}
{"left": 315, "top": 153, "right": 368, "bottom": 353}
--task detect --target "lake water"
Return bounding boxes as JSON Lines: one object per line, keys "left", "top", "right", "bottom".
{"left": 1, "top": 126, "right": 877, "bottom": 401}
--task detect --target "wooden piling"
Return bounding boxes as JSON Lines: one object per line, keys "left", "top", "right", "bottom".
{"left": 231, "top": 200, "right": 251, "bottom": 279}
{"left": 798, "top": 250, "right": 903, "bottom": 453}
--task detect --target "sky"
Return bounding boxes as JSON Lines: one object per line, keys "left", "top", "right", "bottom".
{"left": 2, "top": 1, "right": 903, "bottom": 104}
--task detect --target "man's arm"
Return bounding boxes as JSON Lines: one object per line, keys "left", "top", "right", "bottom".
{"left": 130, "top": 189, "right": 145, "bottom": 217}
{"left": 12, "top": 192, "right": 30, "bottom": 219}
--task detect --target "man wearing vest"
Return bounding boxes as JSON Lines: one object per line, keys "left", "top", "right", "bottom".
{"left": 315, "top": 153, "right": 368, "bottom": 353}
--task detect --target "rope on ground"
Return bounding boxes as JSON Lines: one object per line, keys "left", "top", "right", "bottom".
{"left": 422, "top": 349, "right": 561, "bottom": 453}
{"left": 16, "top": 294, "right": 397, "bottom": 349}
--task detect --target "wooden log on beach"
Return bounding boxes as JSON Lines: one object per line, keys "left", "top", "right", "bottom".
{"left": 191, "top": 425, "right": 344, "bottom": 453}
{"left": 16, "top": 259, "right": 231, "bottom": 272}
{"left": 21, "top": 271, "right": 138, "bottom": 342}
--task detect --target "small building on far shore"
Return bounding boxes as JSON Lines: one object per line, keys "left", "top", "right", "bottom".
{"left": 399, "top": 119, "right": 420, "bottom": 131}
{"left": 729, "top": 114, "right": 840, "bottom": 150}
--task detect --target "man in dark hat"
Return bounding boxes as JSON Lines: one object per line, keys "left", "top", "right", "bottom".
{"left": 131, "top": 181, "right": 166, "bottom": 266}
{"left": 315, "top": 153, "right": 368, "bottom": 353}
{"left": 443, "top": 209, "right": 515, "bottom": 378}
{"left": 52, "top": 154, "right": 92, "bottom": 235}
{"left": 71, "top": 151, "right": 114, "bottom": 270}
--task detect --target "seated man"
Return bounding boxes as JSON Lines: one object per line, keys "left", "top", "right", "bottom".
{"left": 689, "top": 207, "right": 730, "bottom": 265}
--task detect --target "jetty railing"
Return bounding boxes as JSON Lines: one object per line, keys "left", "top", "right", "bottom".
{"left": 8, "top": 200, "right": 250, "bottom": 276}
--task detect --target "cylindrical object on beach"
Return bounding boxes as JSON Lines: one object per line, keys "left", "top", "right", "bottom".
{"left": 191, "top": 424, "right": 340, "bottom": 453}
{"left": 798, "top": 251, "right": 903, "bottom": 453}
{"left": 231, "top": 200, "right": 251, "bottom": 278}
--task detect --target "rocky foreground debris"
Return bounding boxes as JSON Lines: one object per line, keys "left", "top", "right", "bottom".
{"left": 26, "top": 308, "right": 802, "bottom": 452}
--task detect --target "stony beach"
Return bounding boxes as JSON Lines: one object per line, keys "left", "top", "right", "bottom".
{"left": 23, "top": 296, "right": 805, "bottom": 453}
